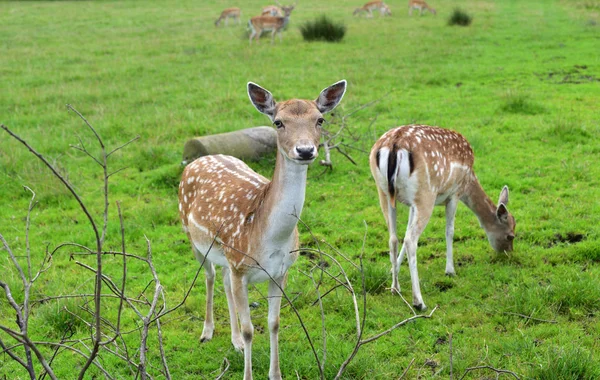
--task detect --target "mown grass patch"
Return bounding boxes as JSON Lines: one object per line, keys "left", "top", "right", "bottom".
{"left": 530, "top": 346, "right": 600, "bottom": 379}
{"left": 499, "top": 90, "right": 546, "bottom": 115}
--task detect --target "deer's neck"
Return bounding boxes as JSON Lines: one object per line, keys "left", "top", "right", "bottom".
{"left": 258, "top": 150, "right": 307, "bottom": 244}
{"left": 461, "top": 179, "right": 497, "bottom": 233}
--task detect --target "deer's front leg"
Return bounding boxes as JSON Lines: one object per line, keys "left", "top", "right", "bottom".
{"left": 200, "top": 260, "right": 215, "bottom": 342}
{"left": 231, "top": 272, "right": 254, "bottom": 380}
{"left": 445, "top": 197, "right": 458, "bottom": 276}
{"left": 267, "top": 275, "right": 286, "bottom": 380}
{"left": 223, "top": 267, "right": 244, "bottom": 351}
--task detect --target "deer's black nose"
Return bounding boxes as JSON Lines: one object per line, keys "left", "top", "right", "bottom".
{"left": 296, "top": 146, "right": 315, "bottom": 160}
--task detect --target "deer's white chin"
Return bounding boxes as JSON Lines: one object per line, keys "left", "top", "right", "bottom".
{"left": 292, "top": 157, "right": 316, "bottom": 165}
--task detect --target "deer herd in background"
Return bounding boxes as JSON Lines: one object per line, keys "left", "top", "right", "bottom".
{"left": 215, "top": 0, "right": 437, "bottom": 44}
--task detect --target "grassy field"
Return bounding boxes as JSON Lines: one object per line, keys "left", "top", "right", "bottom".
{"left": 1, "top": 0, "right": 600, "bottom": 378}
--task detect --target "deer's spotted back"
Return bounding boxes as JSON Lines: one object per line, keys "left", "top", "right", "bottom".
{"left": 371, "top": 125, "right": 475, "bottom": 203}
{"left": 179, "top": 155, "right": 269, "bottom": 261}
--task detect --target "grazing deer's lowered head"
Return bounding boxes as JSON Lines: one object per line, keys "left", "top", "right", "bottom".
{"left": 354, "top": 1, "right": 392, "bottom": 17}
{"left": 409, "top": 0, "right": 436, "bottom": 16}
{"left": 215, "top": 7, "right": 241, "bottom": 27}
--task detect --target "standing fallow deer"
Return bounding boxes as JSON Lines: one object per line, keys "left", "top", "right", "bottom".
{"left": 408, "top": 0, "right": 436, "bottom": 16}
{"left": 215, "top": 7, "right": 242, "bottom": 27}
{"left": 369, "top": 125, "right": 515, "bottom": 311}
{"left": 179, "top": 80, "right": 347, "bottom": 380}
{"left": 249, "top": 4, "right": 295, "bottom": 44}
{"left": 353, "top": 1, "right": 392, "bottom": 17}
{"left": 261, "top": 1, "right": 296, "bottom": 16}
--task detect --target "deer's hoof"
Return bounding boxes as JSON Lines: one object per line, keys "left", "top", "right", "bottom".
{"left": 414, "top": 303, "right": 427, "bottom": 312}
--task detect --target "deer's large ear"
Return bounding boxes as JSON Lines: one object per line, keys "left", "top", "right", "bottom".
{"left": 315, "top": 79, "right": 347, "bottom": 114}
{"left": 496, "top": 203, "right": 509, "bottom": 223}
{"left": 498, "top": 186, "right": 509, "bottom": 206}
{"left": 248, "top": 82, "right": 276, "bottom": 120}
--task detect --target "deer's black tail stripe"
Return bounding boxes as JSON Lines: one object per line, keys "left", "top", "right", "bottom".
{"left": 387, "top": 144, "right": 397, "bottom": 198}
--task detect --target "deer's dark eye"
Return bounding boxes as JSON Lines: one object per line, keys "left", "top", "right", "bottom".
{"left": 316, "top": 118, "right": 325, "bottom": 126}
{"left": 273, "top": 120, "right": 284, "bottom": 129}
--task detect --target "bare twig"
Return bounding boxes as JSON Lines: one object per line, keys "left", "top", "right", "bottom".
{"left": 107, "top": 136, "right": 140, "bottom": 157}
{"left": 449, "top": 333, "right": 453, "bottom": 380}
{"left": 399, "top": 358, "right": 415, "bottom": 379}
{"left": 100, "top": 202, "right": 128, "bottom": 347}
{"left": 502, "top": 311, "right": 557, "bottom": 324}
{"left": 155, "top": 318, "right": 171, "bottom": 380}
{"left": 459, "top": 365, "right": 521, "bottom": 379}
{"left": 215, "top": 357, "right": 230, "bottom": 380}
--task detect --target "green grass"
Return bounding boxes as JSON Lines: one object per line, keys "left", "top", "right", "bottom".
{"left": 1, "top": 0, "right": 600, "bottom": 378}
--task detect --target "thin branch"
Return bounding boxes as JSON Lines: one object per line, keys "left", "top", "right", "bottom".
{"left": 334, "top": 223, "right": 369, "bottom": 380}
{"left": 459, "top": 365, "right": 521, "bottom": 380}
{"left": 502, "top": 312, "right": 557, "bottom": 324}
{"left": 107, "top": 166, "right": 131, "bottom": 178}
{"left": 100, "top": 202, "right": 128, "bottom": 347}
{"left": 155, "top": 318, "right": 171, "bottom": 380}
{"left": 31, "top": 293, "right": 147, "bottom": 306}
{"left": 399, "top": 358, "right": 415, "bottom": 379}
{"left": 214, "top": 357, "right": 230, "bottom": 380}
{"left": 0, "top": 124, "right": 101, "bottom": 256}
{"left": 107, "top": 136, "right": 140, "bottom": 157}
{"left": 0, "top": 337, "right": 28, "bottom": 370}
{"left": 449, "top": 333, "right": 453, "bottom": 380}
{"left": 0, "top": 326, "right": 57, "bottom": 380}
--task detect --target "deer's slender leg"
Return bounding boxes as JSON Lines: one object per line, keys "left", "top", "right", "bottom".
{"left": 403, "top": 199, "right": 435, "bottom": 311}
{"left": 267, "top": 275, "right": 286, "bottom": 380}
{"left": 231, "top": 272, "right": 253, "bottom": 380}
{"left": 445, "top": 197, "right": 458, "bottom": 276}
{"left": 223, "top": 267, "right": 243, "bottom": 351}
{"left": 200, "top": 259, "right": 215, "bottom": 342}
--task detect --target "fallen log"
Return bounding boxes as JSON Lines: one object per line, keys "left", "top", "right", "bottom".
{"left": 181, "top": 126, "right": 277, "bottom": 165}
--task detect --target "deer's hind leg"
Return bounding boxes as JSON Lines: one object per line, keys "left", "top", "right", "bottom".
{"left": 376, "top": 188, "right": 401, "bottom": 294}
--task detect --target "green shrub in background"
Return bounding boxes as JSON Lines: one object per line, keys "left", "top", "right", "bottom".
{"left": 300, "top": 15, "right": 346, "bottom": 42}
{"left": 448, "top": 8, "right": 473, "bottom": 26}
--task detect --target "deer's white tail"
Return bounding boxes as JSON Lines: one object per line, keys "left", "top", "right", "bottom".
{"left": 374, "top": 146, "right": 414, "bottom": 205}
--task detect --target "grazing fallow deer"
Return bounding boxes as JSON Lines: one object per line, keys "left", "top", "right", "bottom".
{"left": 369, "top": 125, "right": 515, "bottom": 311}
{"left": 408, "top": 0, "right": 436, "bottom": 16}
{"left": 215, "top": 7, "right": 241, "bottom": 27}
{"left": 353, "top": 1, "right": 392, "bottom": 17}
{"left": 179, "top": 80, "right": 347, "bottom": 380}
{"left": 249, "top": 4, "right": 295, "bottom": 44}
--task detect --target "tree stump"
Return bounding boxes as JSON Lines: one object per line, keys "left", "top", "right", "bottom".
{"left": 182, "top": 126, "right": 277, "bottom": 165}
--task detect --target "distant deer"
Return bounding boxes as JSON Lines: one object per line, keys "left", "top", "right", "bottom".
{"left": 408, "top": 0, "right": 436, "bottom": 16}
{"left": 249, "top": 4, "right": 295, "bottom": 44}
{"left": 261, "top": 1, "right": 296, "bottom": 16}
{"left": 179, "top": 80, "right": 347, "bottom": 380}
{"left": 370, "top": 125, "right": 515, "bottom": 311}
{"left": 215, "top": 7, "right": 241, "bottom": 27}
{"left": 354, "top": 1, "right": 392, "bottom": 17}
